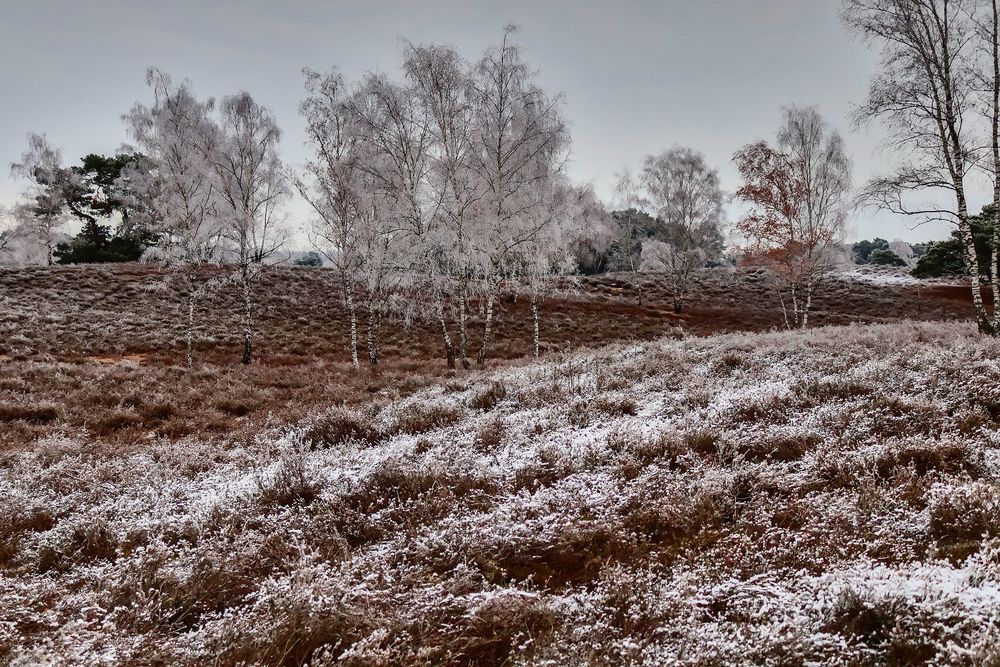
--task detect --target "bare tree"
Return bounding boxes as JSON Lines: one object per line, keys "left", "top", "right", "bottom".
{"left": 518, "top": 178, "right": 587, "bottom": 357}
{"left": 297, "top": 68, "right": 366, "bottom": 367}
{"left": 124, "top": 68, "right": 221, "bottom": 368}
{"left": 843, "top": 0, "right": 997, "bottom": 332}
{"left": 972, "top": 0, "right": 1000, "bottom": 330}
{"left": 404, "top": 42, "right": 482, "bottom": 368}
{"left": 639, "top": 147, "right": 724, "bottom": 313}
{"left": 468, "top": 24, "right": 570, "bottom": 366}
{"left": 609, "top": 168, "right": 648, "bottom": 306}
{"left": 9, "top": 133, "right": 69, "bottom": 266}
{"left": 348, "top": 73, "right": 444, "bottom": 365}
{"left": 0, "top": 206, "right": 19, "bottom": 258}
{"left": 733, "top": 107, "right": 850, "bottom": 329}
{"left": 298, "top": 68, "right": 406, "bottom": 368}
{"left": 204, "top": 91, "right": 288, "bottom": 365}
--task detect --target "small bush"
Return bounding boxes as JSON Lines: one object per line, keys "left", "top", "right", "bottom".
{"left": 305, "top": 407, "right": 379, "bottom": 449}
{"left": 468, "top": 381, "right": 507, "bottom": 411}
{"left": 390, "top": 402, "right": 463, "bottom": 435}
{"left": 0, "top": 403, "right": 59, "bottom": 424}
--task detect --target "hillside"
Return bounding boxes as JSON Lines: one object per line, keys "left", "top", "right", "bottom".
{"left": 3, "top": 320, "right": 999, "bottom": 664}
{"left": 0, "top": 263, "right": 982, "bottom": 451}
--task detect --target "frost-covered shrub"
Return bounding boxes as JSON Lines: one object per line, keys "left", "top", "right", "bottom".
{"left": 304, "top": 406, "right": 380, "bottom": 449}
{"left": 4, "top": 320, "right": 1000, "bottom": 665}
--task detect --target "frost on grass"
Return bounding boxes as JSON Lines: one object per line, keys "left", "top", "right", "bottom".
{"left": 2, "top": 320, "right": 1000, "bottom": 665}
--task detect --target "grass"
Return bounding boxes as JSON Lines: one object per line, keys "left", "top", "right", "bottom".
{"left": 0, "top": 262, "right": 979, "bottom": 453}
{"left": 2, "top": 318, "right": 1000, "bottom": 664}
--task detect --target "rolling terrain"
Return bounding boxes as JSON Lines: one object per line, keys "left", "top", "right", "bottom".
{"left": 2, "top": 318, "right": 999, "bottom": 664}
{"left": 0, "top": 263, "right": 980, "bottom": 451}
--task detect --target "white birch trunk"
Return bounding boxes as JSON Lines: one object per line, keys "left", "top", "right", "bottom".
{"left": 344, "top": 282, "right": 359, "bottom": 369}
{"left": 531, "top": 286, "right": 540, "bottom": 358}
{"left": 476, "top": 290, "right": 496, "bottom": 367}
{"left": 436, "top": 296, "right": 456, "bottom": 369}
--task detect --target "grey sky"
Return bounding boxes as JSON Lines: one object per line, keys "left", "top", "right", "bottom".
{"left": 0, "top": 0, "right": 981, "bottom": 243}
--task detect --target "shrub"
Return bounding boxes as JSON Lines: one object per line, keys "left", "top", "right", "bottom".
{"left": 390, "top": 402, "right": 462, "bottom": 435}
{"left": 305, "top": 407, "right": 379, "bottom": 449}
{"left": 468, "top": 381, "right": 507, "bottom": 411}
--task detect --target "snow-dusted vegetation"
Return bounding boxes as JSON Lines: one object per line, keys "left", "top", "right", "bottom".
{"left": 3, "top": 320, "right": 999, "bottom": 665}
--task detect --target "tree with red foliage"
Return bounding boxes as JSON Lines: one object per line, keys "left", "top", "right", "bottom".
{"left": 733, "top": 107, "right": 850, "bottom": 329}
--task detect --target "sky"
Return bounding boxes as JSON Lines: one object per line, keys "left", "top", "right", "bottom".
{"left": 0, "top": 0, "right": 985, "bottom": 244}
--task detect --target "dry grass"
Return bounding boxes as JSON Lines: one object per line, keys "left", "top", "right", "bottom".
{"left": 1, "top": 263, "right": 998, "bottom": 665}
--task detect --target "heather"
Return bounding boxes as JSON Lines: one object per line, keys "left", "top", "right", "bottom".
{"left": 3, "top": 320, "right": 999, "bottom": 665}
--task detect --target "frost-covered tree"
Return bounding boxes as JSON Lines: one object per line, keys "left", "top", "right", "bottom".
{"left": 204, "top": 91, "right": 288, "bottom": 365}
{"left": 297, "top": 68, "right": 367, "bottom": 367}
{"left": 517, "top": 179, "right": 587, "bottom": 357}
{"left": 347, "top": 72, "right": 440, "bottom": 364}
{"left": 844, "top": 0, "right": 999, "bottom": 332}
{"left": 734, "top": 107, "right": 850, "bottom": 329}
{"left": 889, "top": 239, "right": 915, "bottom": 266}
{"left": 404, "top": 42, "right": 482, "bottom": 368}
{"left": 298, "top": 67, "right": 405, "bottom": 368}
{"left": 123, "top": 68, "right": 222, "bottom": 368}
{"left": 609, "top": 168, "right": 650, "bottom": 306}
{"left": 467, "top": 25, "right": 569, "bottom": 366}
{"left": 0, "top": 206, "right": 18, "bottom": 258}
{"left": 9, "top": 133, "right": 70, "bottom": 265}
{"left": 639, "top": 147, "right": 724, "bottom": 313}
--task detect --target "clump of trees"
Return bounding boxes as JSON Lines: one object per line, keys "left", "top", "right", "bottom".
{"left": 851, "top": 238, "right": 917, "bottom": 267}
{"left": 609, "top": 148, "right": 726, "bottom": 313}
{"left": 8, "top": 137, "right": 155, "bottom": 265}
{"left": 295, "top": 26, "right": 580, "bottom": 369}
{"left": 913, "top": 207, "right": 1000, "bottom": 278}
{"left": 123, "top": 69, "right": 289, "bottom": 367}
{"left": 733, "top": 106, "right": 852, "bottom": 329}
{"left": 5, "top": 28, "right": 597, "bottom": 370}
{"left": 844, "top": 0, "right": 1000, "bottom": 334}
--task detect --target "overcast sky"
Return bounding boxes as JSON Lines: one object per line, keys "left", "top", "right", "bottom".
{"left": 0, "top": 0, "right": 984, "bottom": 243}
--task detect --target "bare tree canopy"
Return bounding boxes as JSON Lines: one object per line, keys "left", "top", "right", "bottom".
{"left": 844, "top": 0, "right": 1000, "bottom": 333}
{"left": 639, "top": 146, "right": 725, "bottom": 313}
{"left": 734, "top": 106, "right": 851, "bottom": 329}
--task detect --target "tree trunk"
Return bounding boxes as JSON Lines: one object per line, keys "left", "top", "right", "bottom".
{"left": 990, "top": 0, "right": 1000, "bottom": 332}
{"left": 458, "top": 282, "right": 471, "bottom": 369}
{"left": 801, "top": 280, "right": 813, "bottom": 329}
{"left": 344, "top": 282, "right": 359, "bottom": 369}
{"left": 778, "top": 289, "right": 791, "bottom": 331}
{"left": 366, "top": 305, "right": 381, "bottom": 366}
{"left": 992, "top": 220, "right": 1000, "bottom": 331}
{"left": 186, "top": 287, "right": 195, "bottom": 369}
{"left": 673, "top": 297, "right": 683, "bottom": 314}
{"left": 241, "top": 277, "right": 253, "bottom": 365}
{"left": 632, "top": 262, "right": 643, "bottom": 307}
{"left": 436, "top": 297, "right": 455, "bottom": 369}
{"left": 531, "top": 288, "right": 540, "bottom": 358}
{"left": 959, "top": 222, "right": 994, "bottom": 334}
{"left": 476, "top": 290, "right": 496, "bottom": 367}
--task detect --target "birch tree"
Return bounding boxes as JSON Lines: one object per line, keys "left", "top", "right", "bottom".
{"left": 298, "top": 68, "right": 404, "bottom": 367}
{"left": 9, "top": 133, "right": 69, "bottom": 266}
{"left": 124, "top": 68, "right": 221, "bottom": 368}
{"left": 518, "top": 179, "right": 586, "bottom": 357}
{"left": 468, "top": 24, "right": 569, "bottom": 366}
{"left": 404, "top": 42, "right": 484, "bottom": 368}
{"left": 0, "top": 206, "right": 18, "bottom": 258}
{"left": 973, "top": 0, "right": 1000, "bottom": 331}
{"left": 347, "top": 73, "right": 443, "bottom": 364}
{"left": 843, "top": 0, "right": 997, "bottom": 332}
{"left": 204, "top": 92, "right": 288, "bottom": 365}
{"left": 609, "top": 168, "right": 648, "bottom": 306}
{"left": 733, "top": 107, "right": 850, "bottom": 329}
{"left": 297, "top": 68, "right": 366, "bottom": 367}
{"left": 639, "top": 147, "right": 724, "bottom": 313}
